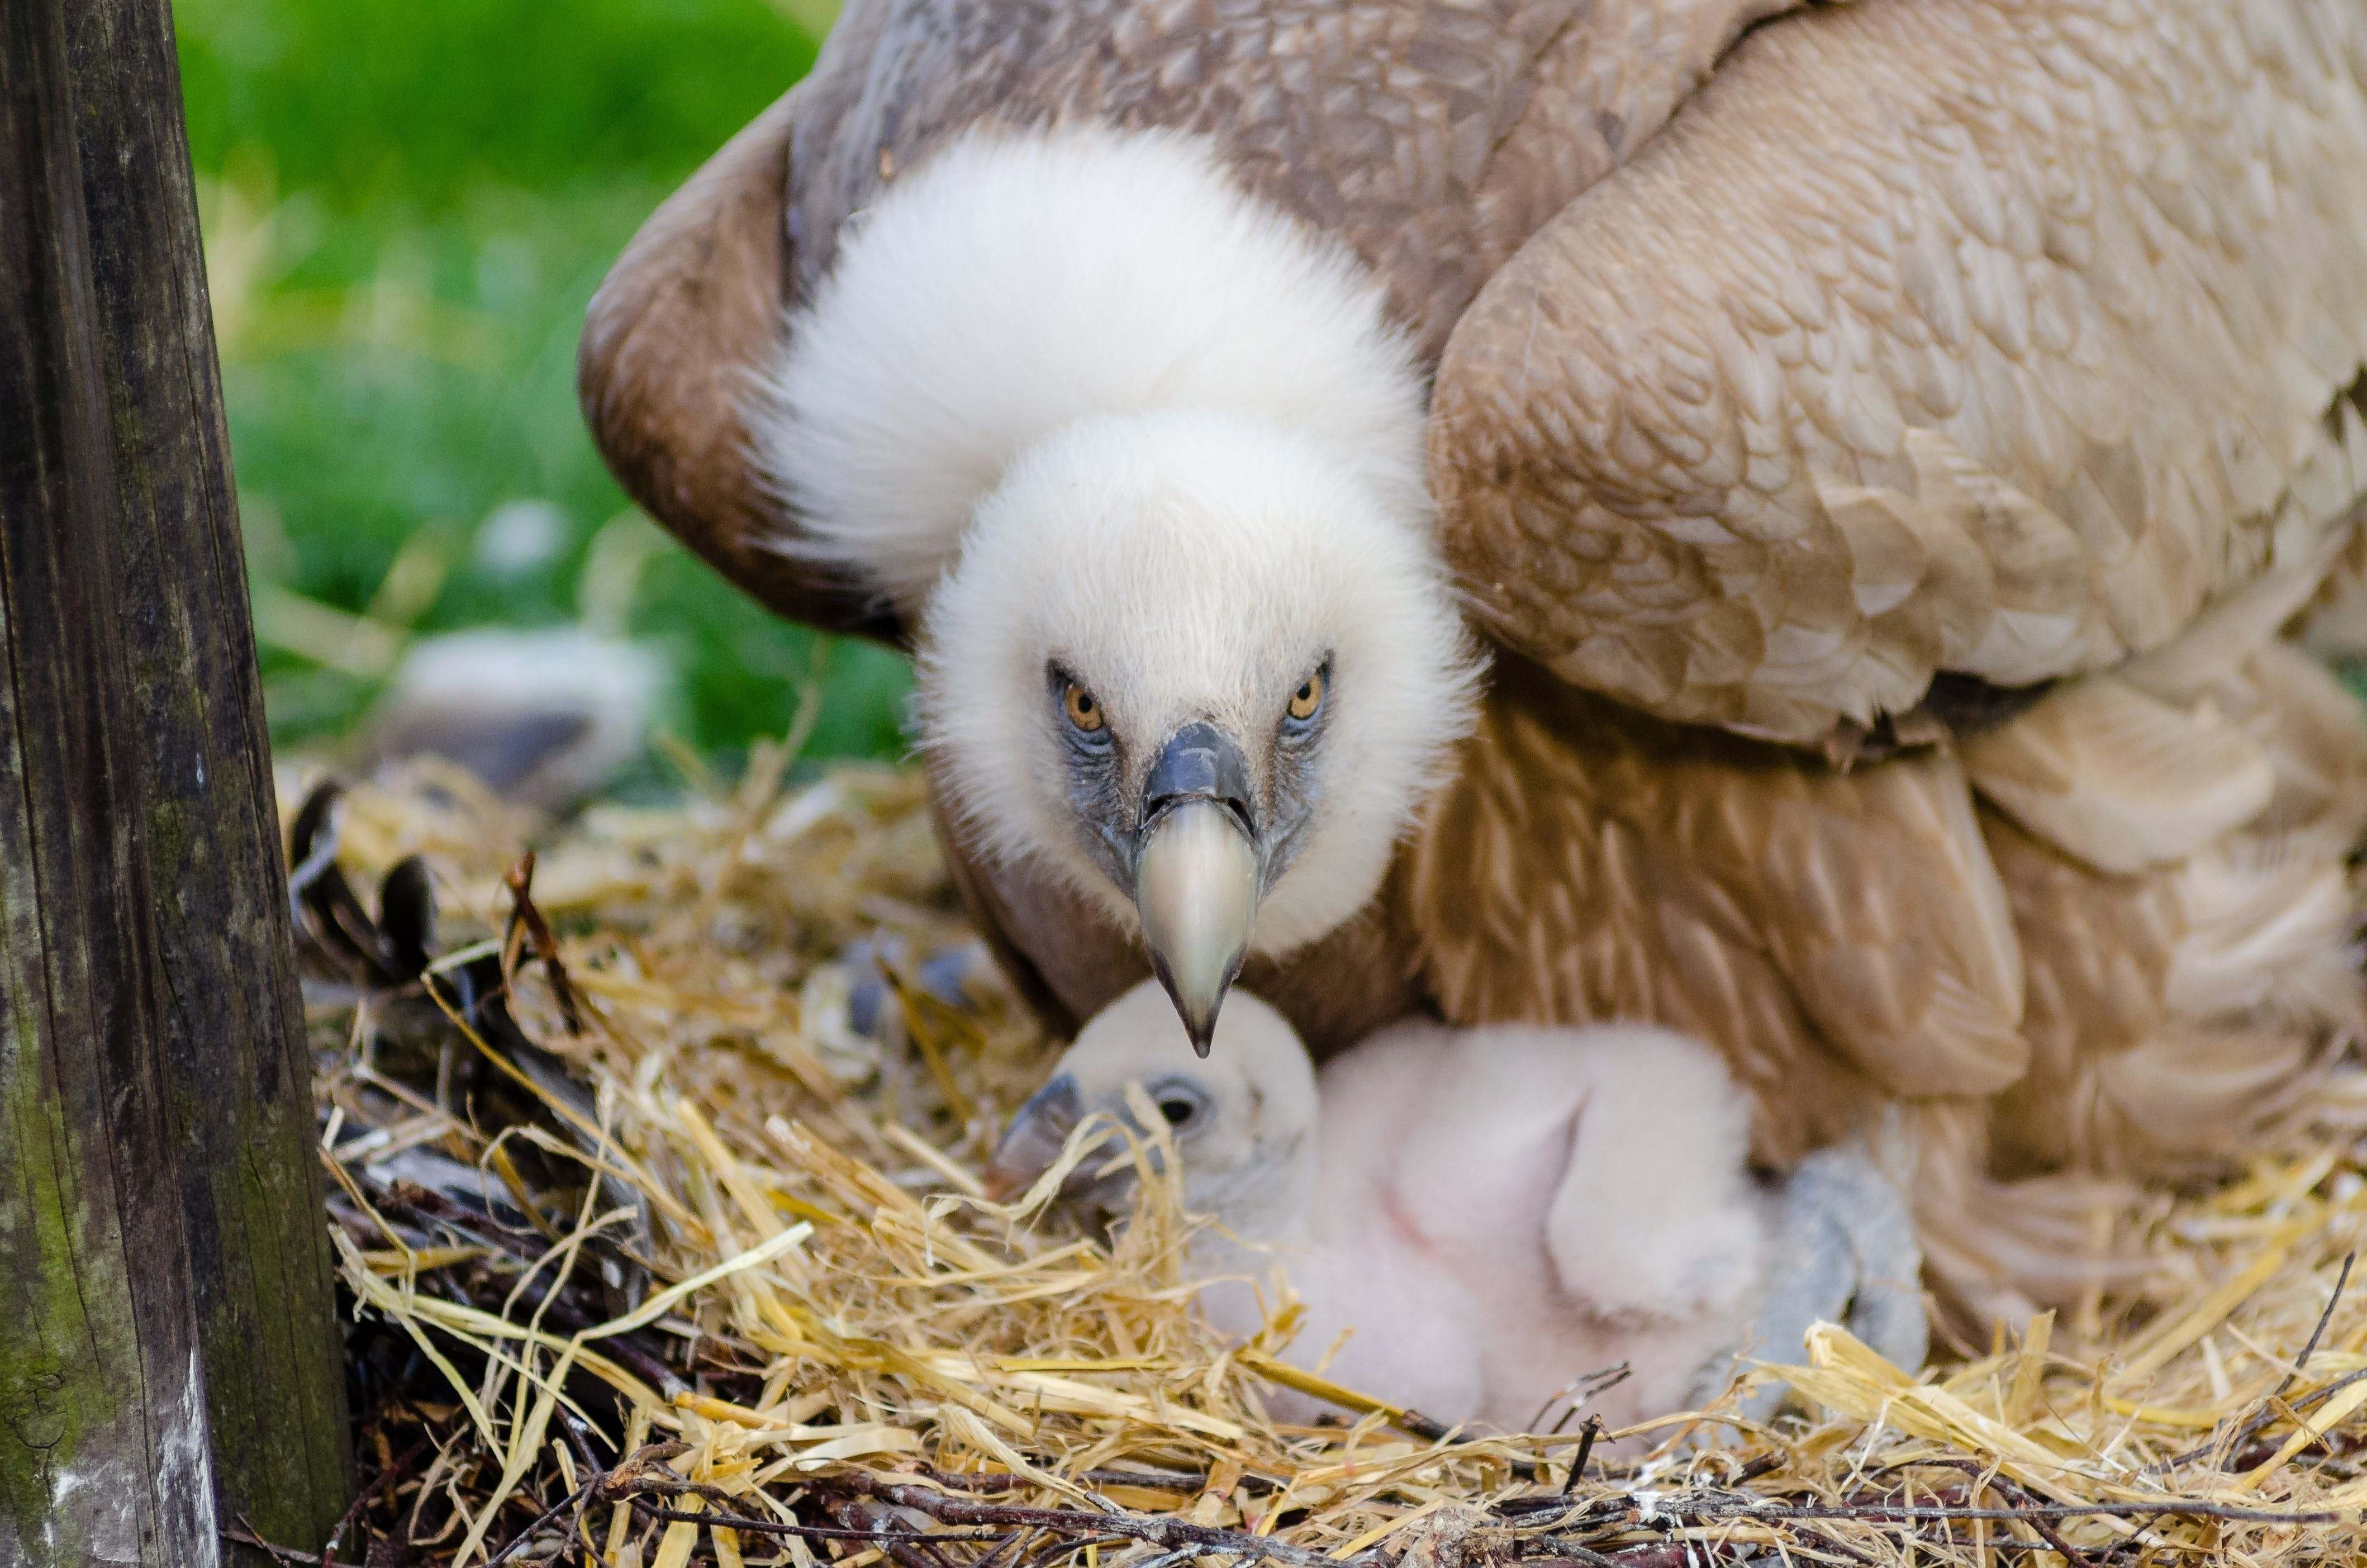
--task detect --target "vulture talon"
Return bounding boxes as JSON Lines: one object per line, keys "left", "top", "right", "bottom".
{"left": 289, "top": 780, "right": 410, "bottom": 986}
{"left": 378, "top": 854, "right": 439, "bottom": 983}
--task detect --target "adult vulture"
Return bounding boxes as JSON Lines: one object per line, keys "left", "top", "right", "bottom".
{"left": 580, "top": 0, "right": 2367, "bottom": 1312}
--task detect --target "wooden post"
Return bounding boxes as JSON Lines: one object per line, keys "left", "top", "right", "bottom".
{"left": 0, "top": 0, "right": 353, "bottom": 1561}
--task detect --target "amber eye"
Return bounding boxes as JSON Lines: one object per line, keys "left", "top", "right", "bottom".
{"left": 1061, "top": 681, "right": 1105, "bottom": 733}
{"left": 1286, "top": 669, "right": 1326, "bottom": 723}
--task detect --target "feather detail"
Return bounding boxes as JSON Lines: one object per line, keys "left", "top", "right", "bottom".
{"left": 1960, "top": 676, "right": 2276, "bottom": 875}
{"left": 1433, "top": 0, "right": 2367, "bottom": 744}
{"left": 1401, "top": 655, "right": 2026, "bottom": 1166}
{"left": 2116, "top": 517, "right": 2355, "bottom": 702}
{"left": 1979, "top": 642, "right": 2367, "bottom": 1189}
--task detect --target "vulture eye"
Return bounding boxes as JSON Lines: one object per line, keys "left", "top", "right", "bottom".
{"left": 1158, "top": 1097, "right": 1197, "bottom": 1127}
{"left": 1061, "top": 681, "right": 1105, "bottom": 734}
{"left": 1285, "top": 669, "right": 1326, "bottom": 724}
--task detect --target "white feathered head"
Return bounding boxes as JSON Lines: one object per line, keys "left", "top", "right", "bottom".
{"left": 759, "top": 126, "right": 1482, "bottom": 1048}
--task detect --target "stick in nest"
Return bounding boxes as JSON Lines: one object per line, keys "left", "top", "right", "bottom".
{"left": 503, "top": 849, "right": 583, "bottom": 1035}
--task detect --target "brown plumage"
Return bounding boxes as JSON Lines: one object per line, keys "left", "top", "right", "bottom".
{"left": 1432, "top": 1, "right": 2367, "bottom": 744}
{"left": 581, "top": 0, "right": 2367, "bottom": 1314}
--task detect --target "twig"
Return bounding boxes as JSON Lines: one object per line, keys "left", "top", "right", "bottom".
{"left": 2142, "top": 1251, "right": 2361, "bottom": 1477}
{"left": 1766, "top": 1522, "right": 1880, "bottom": 1567}
{"left": 2271, "top": 1251, "right": 2354, "bottom": 1404}
{"left": 917, "top": 1466, "right": 1220, "bottom": 1497}
{"left": 626, "top": 1502, "right": 1003, "bottom": 1546}
{"left": 556, "top": 1407, "right": 606, "bottom": 1472}
{"left": 1999, "top": 1495, "right": 2094, "bottom": 1568}
{"left": 1019, "top": 1533, "right": 1133, "bottom": 1568}
{"left": 2151, "top": 1365, "right": 2367, "bottom": 1478}
{"left": 483, "top": 1484, "right": 595, "bottom": 1568}
{"left": 731, "top": 1471, "right": 1350, "bottom": 1568}
{"left": 968, "top": 1523, "right": 1043, "bottom": 1568}
{"left": 221, "top": 1521, "right": 362, "bottom": 1568}
{"left": 829, "top": 1495, "right": 963, "bottom": 1568}
{"left": 1124, "top": 1546, "right": 1217, "bottom": 1568}
{"left": 1555, "top": 1547, "right": 1695, "bottom": 1568}
{"left": 1960, "top": 1473, "right": 2092, "bottom": 1568}
{"left": 1513, "top": 1543, "right": 1622, "bottom": 1568}
{"left": 325, "top": 1436, "right": 434, "bottom": 1560}
{"left": 512, "top": 1445, "right": 2358, "bottom": 1568}
{"left": 1729, "top": 1453, "right": 1783, "bottom": 1486}
{"left": 505, "top": 852, "right": 583, "bottom": 1034}
{"left": 1726, "top": 1500, "right": 2334, "bottom": 1526}
{"left": 1558, "top": 1419, "right": 1603, "bottom": 1498}
{"left": 1528, "top": 1366, "right": 1631, "bottom": 1439}
{"left": 1537, "top": 1468, "right": 2317, "bottom": 1533}
{"left": 557, "top": 1409, "right": 607, "bottom": 1566}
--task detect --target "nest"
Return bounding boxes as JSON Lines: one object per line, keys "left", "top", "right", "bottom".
{"left": 276, "top": 741, "right": 2367, "bottom": 1568}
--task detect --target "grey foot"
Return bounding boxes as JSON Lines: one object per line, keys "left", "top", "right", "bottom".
{"left": 844, "top": 937, "right": 990, "bottom": 1037}
{"left": 1694, "top": 1143, "right": 1928, "bottom": 1422}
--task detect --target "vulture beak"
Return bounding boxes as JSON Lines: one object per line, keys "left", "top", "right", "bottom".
{"left": 984, "top": 1072, "right": 1082, "bottom": 1201}
{"left": 1133, "top": 721, "right": 1259, "bottom": 1057}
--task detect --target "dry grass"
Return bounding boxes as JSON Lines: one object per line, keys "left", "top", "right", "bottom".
{"left": 286, "top": 745, "right": 2367, "bottom": 1568}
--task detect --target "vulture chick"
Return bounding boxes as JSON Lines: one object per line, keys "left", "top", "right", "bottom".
{"left": 988, "top": 981, "right": 1927, "bottom": 1433}
{"left": 581, "top": 0, "right": 2367, "bottom": 1310}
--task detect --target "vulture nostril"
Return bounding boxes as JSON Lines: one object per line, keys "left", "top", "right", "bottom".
{"left": 1141, "top": 721, "right": 1256, "bottom": 836}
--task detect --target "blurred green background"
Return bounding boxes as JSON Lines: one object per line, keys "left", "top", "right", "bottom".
{"left": 174, "top": 0, "right": 910, "bottom": 777}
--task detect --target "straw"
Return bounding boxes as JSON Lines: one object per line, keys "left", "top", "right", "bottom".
{"left": 284, "top": 749, "right": 2367, "bottom": 1566}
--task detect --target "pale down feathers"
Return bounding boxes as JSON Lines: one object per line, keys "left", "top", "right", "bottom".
{"left": 993, "top": 981, "right": 1927, "bottom": 1433}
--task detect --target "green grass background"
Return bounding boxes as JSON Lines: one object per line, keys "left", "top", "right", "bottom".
{"left": 175, "top": 0, "right": 910, "bottom": 774}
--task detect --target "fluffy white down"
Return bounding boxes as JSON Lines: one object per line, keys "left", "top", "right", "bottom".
{"left": 760, "top": 125, "right": 1479, "bottom": 953}
{"left": 757, "top": 125, "right": 1431, "bottom": 614}
{"left": 1048, "top": 982, "right": 1777, "bottom": 1432}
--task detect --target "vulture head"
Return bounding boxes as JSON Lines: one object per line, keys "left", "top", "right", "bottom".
{"left": 759, "top": 130, "right": 1482, "bottom": 1052}
{"left": 983, "top": 978, "right": 1314, "bottom": 1221}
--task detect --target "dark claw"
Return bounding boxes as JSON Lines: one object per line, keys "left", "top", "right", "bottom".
{"left": 379, "top": 856, "right": 438, "bottom": 981}
{"left": 290, "top": 780, "right": 411, "bottom": 985}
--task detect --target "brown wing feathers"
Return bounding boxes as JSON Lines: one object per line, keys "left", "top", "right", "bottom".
{"left": 577, "top": 88, "right": 900, "bottom": 640}
{"left": 1430, "top": 0, "right": 2367, "bottom": 745}
{"left": 1401, "top": 654, "right": 2028, "bottom": 1168}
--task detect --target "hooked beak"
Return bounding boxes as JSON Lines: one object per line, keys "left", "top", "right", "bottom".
{"left": 1133, "top": 723, "right": 1259, "bottom": 1057}
{"left": 983, "top": 1072, "right": 1081, "bottom": 1201}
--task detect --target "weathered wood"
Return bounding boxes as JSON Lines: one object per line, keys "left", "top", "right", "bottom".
{"left": 0, "top": 7, "right": 221, "bottom": 1560}
{"left": 0, "top": 0, "right": 352, "bottom": 1561}
{"left": 59, "top": 0, "right": 357, "bottom": 1551}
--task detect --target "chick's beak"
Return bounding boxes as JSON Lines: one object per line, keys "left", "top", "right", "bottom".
{"left": 984, "top": 1073, "right": 1081, "bottom": 1202}
{"left": 1133, "top": 722, "right": 1259, "bottom": 1057}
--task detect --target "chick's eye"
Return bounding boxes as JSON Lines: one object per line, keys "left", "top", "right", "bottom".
{"left": 1158, "top": 1097, "right": 1197, "bottom": 1126}
{"left": 1061, "top": 681, "right": 1105, "bottom": 734}
{"left": 1286, "top": 669, "right": 1326, "bottom": 723}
